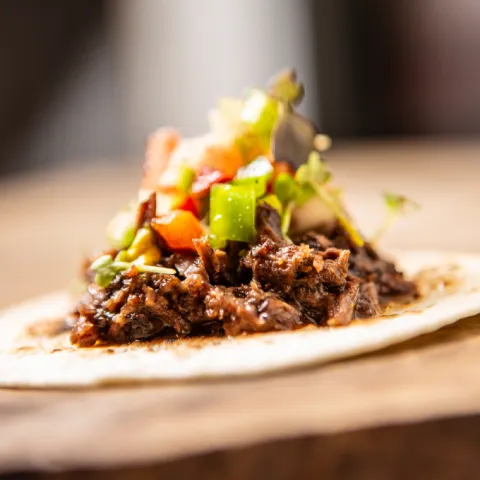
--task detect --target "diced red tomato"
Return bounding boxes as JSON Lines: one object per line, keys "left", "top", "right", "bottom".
{"left": 142, "top": 128, "right": 181, "bottom": 190}
{"left": 199, "top": 144, "right": 244, "bottom": 178}
{"left": 156, "top": 192, "right": 201, "bottom": 217}
{"left": 175, "top": 195, "right": 201, "bottom": 217}
{"left": 272, "top": 161, "right": 294, "bottom": 177}
{"left": 267, "top": 161, "right": 295, "bottom": 193}
{"left": 151, "top": 210, "right": 205, "bottom": 252}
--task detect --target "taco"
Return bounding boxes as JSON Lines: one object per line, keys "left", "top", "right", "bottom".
{"left": 1, "top": 70, "right": 479, "bottom": 388}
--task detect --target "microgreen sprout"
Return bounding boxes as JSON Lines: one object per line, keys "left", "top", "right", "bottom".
{"left": 295, "top": 152, "right": 364, "bottom": 247}
{"left": 90, "top": 254, "right": 176, "bottom": 288}
{"left": 372, "top": 193, "right": 420, "bottom": 244}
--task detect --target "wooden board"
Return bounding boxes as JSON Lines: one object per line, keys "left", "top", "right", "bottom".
{"left": 0, "top": 314, "right": 480, "bottom": 474}
{"left": 5, "top": 416, "right": 480, "bottom": 479}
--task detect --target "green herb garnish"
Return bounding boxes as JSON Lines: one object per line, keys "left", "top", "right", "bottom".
{"left": 268, "top": 69, "right": 304, "bottom": 106}
{"left": 241, "top": 89, "right": 279, "bottom": 137}
{"left": 372, "top": 193, "right": 419, "bottom": 243}
{"left": 295, "top": 151, "right": 364, "bottom": 247}
{"left": 273, "top": 172, "right": 314, "bottom": 236}
{"left": 281, "top": 201, "right": 295, "bottom": 238}
{"left": 258, "top": 194, "right": 283, "bottom": 214}
{"left": 90, "top": 254, "right": 176, "bottom": 288}
{"left": 272, "top": 152, "right": 363, "bottom": 246}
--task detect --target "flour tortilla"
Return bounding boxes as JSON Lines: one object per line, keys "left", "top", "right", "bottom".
{"left": 1, "top": 250, "right": 480, "bottom": 388}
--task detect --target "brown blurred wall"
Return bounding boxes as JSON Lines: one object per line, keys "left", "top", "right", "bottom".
{"left": 1, "top": 0, "right": 480, "bottom": 175}
{"left": 316, "top": 0, "right": 480, "bottom": 136}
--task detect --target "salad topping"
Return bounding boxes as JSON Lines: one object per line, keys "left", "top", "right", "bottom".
{"left": 111, "top": 69, "right": 376, "bottom": 279}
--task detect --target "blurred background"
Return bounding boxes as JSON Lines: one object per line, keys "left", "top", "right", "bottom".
{"left": 2, "top": 0, "right": 480, "bottom": 173}
{"left": 1, "top": 0, "right": 480, "bottom": 305}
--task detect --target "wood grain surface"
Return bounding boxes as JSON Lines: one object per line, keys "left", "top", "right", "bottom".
{"left": 0, "top": 314, "right": 479, "bottom": 474}
{"left": 5, "top": 416, "right": 480, "bottom": 479}
{"left": 0, "top": 141, "right": 479, "bottom": 475}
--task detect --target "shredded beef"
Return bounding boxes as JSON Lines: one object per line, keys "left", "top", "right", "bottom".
{"left": 356, "top": 281, "right": 381, "bottom": 318}
{"left": 135, "top": 192, "right": 157, "bottom": 229}
{"left": 194, "top": 238, "right": 247, "bottom": 286}
{"left": 255, "top": 202, "right": 284, "bottom": 243}
{"left": 326, "top": 276, "right": 360, "bottom": 326}
{"left": 205, "top": 282, "right": 301, "bottom": 336}
{"left": 70, "top": 204, "right": 417, "bottom": 346}
{"left": 71, "top": 262, "right": 210, "bottom": 347}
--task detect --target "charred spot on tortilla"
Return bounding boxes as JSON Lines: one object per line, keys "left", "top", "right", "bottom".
{"left": 25, "top": 317, "right": 70, "bottom": 339}
{"left": 68, "top": 70, "right": 420, "bottom": 348}
{"left": 413, "top": 264, "right": 463, "bottom": 296}
{"left": 104, "top": 333, "right": 225, "bottom": 351}
{"left": 14, "top": 345, "right": 37, "bottom": 354}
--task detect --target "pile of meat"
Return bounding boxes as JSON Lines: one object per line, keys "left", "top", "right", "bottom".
{"left": 70, "top": 205, "right": 417, "bottom": 347}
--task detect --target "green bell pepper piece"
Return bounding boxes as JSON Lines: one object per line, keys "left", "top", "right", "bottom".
{"left": 209, "top": 184, "right": 256, "bottom": 247}
{"left": 273, "top": 173, "right": 297, "bottom": 205}
{"left": 241, "top": 89, "right": 279, "bottom": 137}
{"left": 177, "top": 164, "right": 196, "bottom": 193}
{"left": 233, "top": 156, "right": 273, "bottom": 197}
{"left": 105, "top": 204, "right": 137, "bottom": 250}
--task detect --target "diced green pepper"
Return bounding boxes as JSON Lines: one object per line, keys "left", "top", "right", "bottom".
{"left": 209, "top": 184, "right": 256, "bottom": 246}
{"left": 236, "top": 156, "right": 273, "bottom": 179}
{"left": 105, "top": 204, "right": 137, "bottom": 250}
{"left": 233, "top": 176, "right": 267, "bottom": 197}
{"left": 127, "top": 228, "right": 153, "bottom": 255}
{"left": 125, "top": 227, "right": 161, "bottom": 265}
{"left": 274, "top": 173, "right": 297, "bottom": 205}
{"left": 114, "top": 250, "right": 130, "bottom": 262}
{"left": 208, "top": 234, "right": 227, "bottom": 250}
{"left": 177, "top": 164, "right": 196, "bottom": 193}
{"left": 241, "top": 90, "right": 279, "bottom": 137}
{"left": 233, "top": 156, "right": 273, "bottom": 197}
